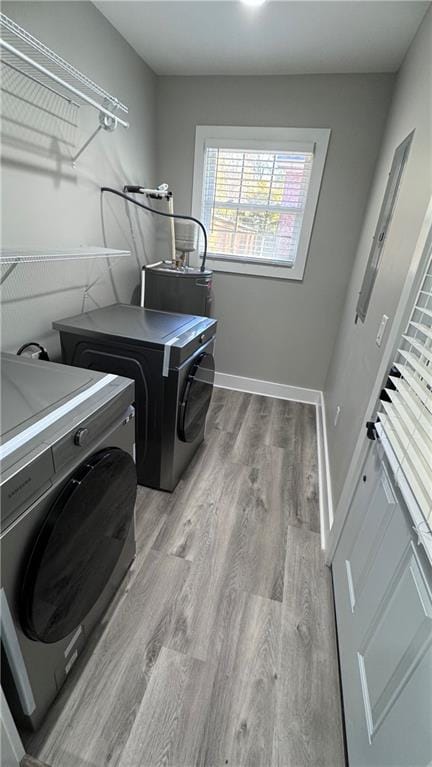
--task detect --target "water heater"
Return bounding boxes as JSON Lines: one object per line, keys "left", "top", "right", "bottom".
{"left": 142, "top": 262, "right": 213, "bottom": 318}
{"left": 105, "top": 183, "right": 214, "bottom": 317}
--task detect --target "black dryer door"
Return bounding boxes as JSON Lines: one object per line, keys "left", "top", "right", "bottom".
{"left": 178, "top": 352, "right": 215, "bottom": 443}
{"left": 21, "top": 447, "right": 137, "bottom": 644}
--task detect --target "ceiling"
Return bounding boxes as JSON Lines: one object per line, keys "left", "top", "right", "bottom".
{"left": 94, "top": 1, "right": 429, "bottom": 76}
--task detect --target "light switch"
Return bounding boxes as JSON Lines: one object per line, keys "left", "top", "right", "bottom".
{"left": 376, "top": 314, "right": 389, "bottom": 347}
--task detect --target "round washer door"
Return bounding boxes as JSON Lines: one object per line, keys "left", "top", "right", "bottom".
{"left": 21, "top": 447, "right": 137, "bottom": 644}
{"left": 178, "top": 351, "right": 215, "bottom": 443}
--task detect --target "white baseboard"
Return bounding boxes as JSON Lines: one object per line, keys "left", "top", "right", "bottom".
{"left": 214, "top": 371, "right": 321, "bottom": 404}
{"left": 315, "top": 392, "right": 334, "bottom": 552}
{"left": 214, "top": 371, "right": 333, "bottom": 551}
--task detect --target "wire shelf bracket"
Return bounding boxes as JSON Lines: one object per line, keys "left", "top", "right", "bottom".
{"left": 0, "top": 13, "right": 130, "bottom": 164}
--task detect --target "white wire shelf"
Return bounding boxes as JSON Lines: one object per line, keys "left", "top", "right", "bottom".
{"left": 0, "top": 247, "right": 131, "bottom": 265}
{"left": 0, "top": 12, "right": 130, "bottom": 162}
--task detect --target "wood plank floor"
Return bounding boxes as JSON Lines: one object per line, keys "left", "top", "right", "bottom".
{"left": 26, "top": 389, "right": 345, "bottom": 767}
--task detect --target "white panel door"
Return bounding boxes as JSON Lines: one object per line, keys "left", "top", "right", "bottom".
{"left": 333, "top": 443, "right": 432, "bottom": 767}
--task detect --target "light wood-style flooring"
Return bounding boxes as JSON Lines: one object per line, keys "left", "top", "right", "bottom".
{"left": 26, "top": 389, "right": 345, "bottom": 767}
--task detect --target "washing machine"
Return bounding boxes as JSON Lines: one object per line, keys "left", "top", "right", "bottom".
{"left": 0, "top": 353, "right": 137, "bottom": 731}
{"left": 53, "top": 304, "right": 217, "bottom": 491}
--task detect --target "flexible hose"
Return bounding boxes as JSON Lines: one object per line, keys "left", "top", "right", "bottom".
{"left": 100, "top": 187, "right": 208, "bottom": 272}
{"left": 17, "top": 342, "right": 49, "bottom": 360}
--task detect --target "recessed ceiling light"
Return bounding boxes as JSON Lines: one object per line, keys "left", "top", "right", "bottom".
{"left": 240, "top": 0, "right": 267, "bottom": 7}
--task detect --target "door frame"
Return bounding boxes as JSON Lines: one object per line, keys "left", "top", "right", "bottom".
{"left": 1, "top": 687, "right": 25, "bottom": 766}
{"left": 326, "top": 196, "right": 432, "bottom": 566}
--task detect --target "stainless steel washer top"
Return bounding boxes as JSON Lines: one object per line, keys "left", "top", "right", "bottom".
{"left": 1, "top": 353, "right": 94, "bottom": 438}
{"left": 0, "top": 353, "right": 134, "bottom": 528}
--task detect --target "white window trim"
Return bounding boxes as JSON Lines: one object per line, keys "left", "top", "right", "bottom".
{"left": 191, "top": 125, "right": 331, "bottom": 281}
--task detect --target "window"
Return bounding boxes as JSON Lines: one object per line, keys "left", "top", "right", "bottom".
{"left": 192, "top": 126, "right": 330, "bottom": 280}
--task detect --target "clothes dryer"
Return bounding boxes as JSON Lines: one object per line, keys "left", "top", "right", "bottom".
{"left": 53, "top": 305, "right": 217, "bottom": 491}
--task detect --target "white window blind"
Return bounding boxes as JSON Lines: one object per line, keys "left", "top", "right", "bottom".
{"left": 377, "top": 251, "right": 432, "bottom": 533}
{"left": 201, "top": 145, "right": 314, "bottom": 266}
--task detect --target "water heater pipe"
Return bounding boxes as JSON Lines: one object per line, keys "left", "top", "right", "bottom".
{"left": 101, "top": 187, "right": 208, "bottom": 271}
{"left": 167, "top": 195, "right": 176, "bottom": 267}
{"left": 125, "top": 183, "right": 185, "bottom": 265}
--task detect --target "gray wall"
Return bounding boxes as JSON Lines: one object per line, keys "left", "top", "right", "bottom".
{"left": 324, "top": 7, "right": 432, "bottom": 508}
{"left": 1, "top": 1, "right": 156, "bottom": 356}
{"left": 156, "top": 74, "right": 394, "bottom": 389}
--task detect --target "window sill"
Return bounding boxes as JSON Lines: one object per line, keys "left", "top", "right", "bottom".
{"left": 198, "top": 256, "right": 305, "bottom": 281}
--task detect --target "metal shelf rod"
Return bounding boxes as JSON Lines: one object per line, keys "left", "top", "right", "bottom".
{"left": 1, "top": 13, "right": 128, "bottom": 113}
{"left": 0, "top": 38, "right": 129, "bottom": 128}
